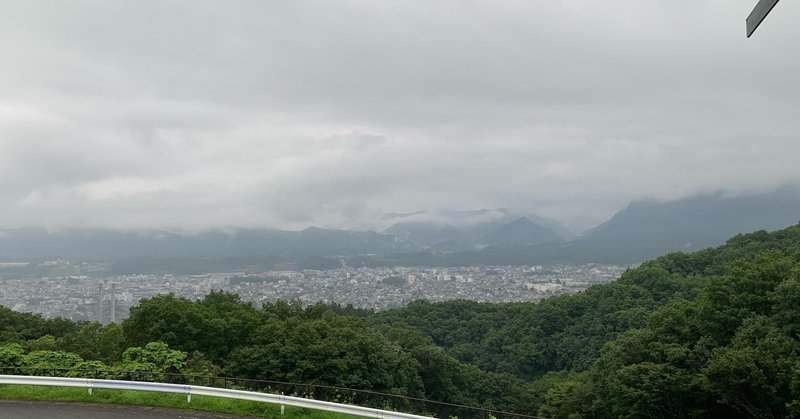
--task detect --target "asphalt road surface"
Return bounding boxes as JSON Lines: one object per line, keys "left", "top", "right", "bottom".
{"left": 0, "top": 400, "right": 260, "bottom": 418}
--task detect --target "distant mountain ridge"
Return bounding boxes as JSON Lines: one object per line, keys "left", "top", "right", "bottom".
{"left": 581, "top": 186, "right": 800, "bottom": 252}
{"left": 381, "top": 209, "right": 569, "bottom": 249}
{"left": 2, "top": 188, "right": 799, "bottom": 265}
{"left": 351, "top": 186, "right": 800, "bottom": 267}
{"left": 0, "top": 211, "right": 566, "bottom": 261}
{"left": 382, "top": 222, "right": 468, "bottom": 247}
{"left": 476, "top": 217, "right": 564, "bottom": 247}
{"left": 0, "top": 227, "right": 416, "bottom": 260}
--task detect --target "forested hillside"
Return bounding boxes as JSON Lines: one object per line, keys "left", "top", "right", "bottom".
{"left": 2, "top": 224, "right": 800, "bottom": 418}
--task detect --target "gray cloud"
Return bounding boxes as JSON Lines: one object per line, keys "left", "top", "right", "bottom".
{"left": 1, "top": 0, "right": 799, "bottom": 232}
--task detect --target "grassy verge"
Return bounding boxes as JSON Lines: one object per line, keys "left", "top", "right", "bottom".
{"left": 0, "top": 385, "right": 357, "bottom": 419}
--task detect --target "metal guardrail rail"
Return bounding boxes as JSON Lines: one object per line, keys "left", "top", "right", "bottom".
{"left": 0, "top": 375, "right": 433, "bottom": 419}
{"left": 0, "top": 367, "right": 544, "bottom": 419}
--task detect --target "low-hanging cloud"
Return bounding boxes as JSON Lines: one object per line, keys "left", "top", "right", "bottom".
{"left": 1, "top": 0, "right": 799, "bottom": 233}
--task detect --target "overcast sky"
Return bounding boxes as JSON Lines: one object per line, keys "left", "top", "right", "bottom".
{"left": 1, "top": 0, "right": 799, "bottom": 232}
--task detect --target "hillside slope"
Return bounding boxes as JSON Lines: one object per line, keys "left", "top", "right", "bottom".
{"left": 376, "top": 223, "right": 800, "bottom": 417}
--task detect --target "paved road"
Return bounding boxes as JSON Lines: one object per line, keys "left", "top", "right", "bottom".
{"left": 0, "top": 400, "right": 259, "bottom": 418}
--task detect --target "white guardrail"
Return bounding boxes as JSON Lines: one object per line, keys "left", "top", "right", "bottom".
{"left": 0, "top": 375, "right": 433, "bottom": 419}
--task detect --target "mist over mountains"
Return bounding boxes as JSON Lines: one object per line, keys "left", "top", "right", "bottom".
{"left": 0, "top": 227, "right": 414, "bottom": 261}
{"left": 382, "top": 208, "right": 569, "bottom": 249}
{"left": 1, "top": 186, "right": 799, "bottom": 265}
{"left": 583, "top": 186, "right": 800, "bottom": 245}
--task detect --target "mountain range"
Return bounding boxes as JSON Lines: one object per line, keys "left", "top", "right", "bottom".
{"left": 0, "top": 226, "right": 414, "bottom": 261}
{"left": 1, "top": 186, "right": 799, "bottom": 266}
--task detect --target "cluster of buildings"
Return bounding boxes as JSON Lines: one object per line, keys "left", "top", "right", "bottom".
{"left": 0, "top": 264, "right": 626, "bottom": 322}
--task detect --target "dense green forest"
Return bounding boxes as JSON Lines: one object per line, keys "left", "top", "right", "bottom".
{"left": 3, "top": 224, "right": 800, "bottom": 418}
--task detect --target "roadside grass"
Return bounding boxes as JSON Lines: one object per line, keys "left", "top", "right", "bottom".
{"left": 0, "top": 385, "right": 357, "bottom": 419}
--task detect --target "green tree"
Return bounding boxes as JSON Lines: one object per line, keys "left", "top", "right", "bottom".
{"left": 60, "top": 322, "right": 125, "bottom": 364}
{"left": 0, "top": 343, "right": 26, "bottom": 369}
{"left": 22, "top": 350, "right": 84, "bottom": 375}
{"left": 120, "top": 342, "right": 187, "bottom": 374}
{"left": 123, "top": 294, "right": 219, "bottom": 358}
{"left": 27, "top": 334, "right": 58, "bottom": 351}
{"left": 703, "top": 317, "right": 800, "bottom": 418}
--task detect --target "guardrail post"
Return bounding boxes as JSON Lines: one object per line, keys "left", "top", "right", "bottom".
{"left": 280, "top": 392, "right": 285, "bottom": 415}
{"left": 186, "top": 386, "right": 192, "bottom": 403}
{"left": 87, "top": 379, "right": 94, "bottom": 396}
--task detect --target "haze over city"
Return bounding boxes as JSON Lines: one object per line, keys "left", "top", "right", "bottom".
{"left": 2, "top": 1, "right": 799, "bottom": 233}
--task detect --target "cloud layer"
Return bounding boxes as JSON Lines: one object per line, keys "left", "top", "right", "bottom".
{"left": 2, "top": 0, "right": 799, "bottom": 232}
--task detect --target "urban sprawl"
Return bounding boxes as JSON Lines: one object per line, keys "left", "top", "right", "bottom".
{"left": 0, "top": 263, "right": 627, "bottom": 322}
